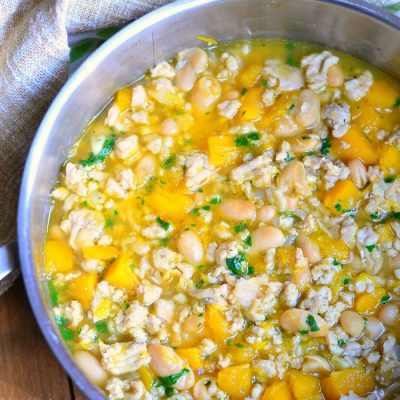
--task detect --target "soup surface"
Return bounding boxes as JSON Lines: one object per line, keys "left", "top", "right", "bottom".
{"left": 45, "top": 40, "right": 400, "bottom": 400}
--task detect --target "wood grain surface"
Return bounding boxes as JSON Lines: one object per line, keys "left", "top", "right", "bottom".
{"left": 0, "top": 277, "right": 87, "bottom": 400}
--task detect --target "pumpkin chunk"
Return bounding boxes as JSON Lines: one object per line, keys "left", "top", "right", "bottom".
{"left": 217, "top": 364, "right": 252, "bottom": 399}
{"left": 103, "top": 253, "right": 139, "bottom": 292}
{"left": 45, "top": 240, "right": 75, "bottom": 273}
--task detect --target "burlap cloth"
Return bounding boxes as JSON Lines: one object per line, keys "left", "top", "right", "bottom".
{"left": 0, "top": 0, "right": 398, "bottom": 246}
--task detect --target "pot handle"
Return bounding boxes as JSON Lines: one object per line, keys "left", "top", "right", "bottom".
{"left": 0, "top": 242, "right": 19, "bottom": 296}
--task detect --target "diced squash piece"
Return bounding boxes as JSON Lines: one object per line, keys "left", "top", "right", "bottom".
{"left": 352, "top": 100, "right": 382, "bottom": 133}
{"left": 379, "top": 145, "right": 400, "bottom": 177}
{"left": 176, "top": 348, "right": 203, "bottom": 372}
{"left": 67, "top": 272, "right": 98, "bottom": 310}
{"left": 217, "top": 364, "right": 252, "bottom": 399}
{"left": 147, "top": 189, "right": 193, "bottom": 220}
{"left": 262, "top": 381, "right": 293, "bottom": 400}
{"left": 237, "top": 87, "right": 264, "bottom": 122}
{"left": 289, "top": 370, "right": 323, "bottom": 400}
{"left": 228, "top": 345, "right": 256, "bottom": 364}
{"left": 332, "top": 125, "right": 377, "bottom": 165}
{"left": 355, "top": 287, "right": 386, "bottom": 314}
{"left": 323, "top": 179, "right": 361, "bottom": 215}
{"left": 259, "top": 92, "right": 295, "bottom": 128}
{"left": 205, "top": 304, "right": 230, "bottom": 342}
{"left": 138, "top": 366, "right": 154, "bottom": 392}
{"left": 103, "top": 253, "right": 139, "bottom": 292}
{"left": 45, "top": 240, "right": 75, "bottom": 274}
{"left": 93, "top": 299, "right": 112, "bottom": 321}
{"left": 365, "top": 80, "right": 400, "bottom": 110}
{"left": 82, "top": 245, "right": 120, "bottom": 261}
{"left": 237, "top": 64, "right": 263, "bottom": 88}
{"left": 321, "top": 368, "right": 375, "bottom": 400}
{"left": 275, "top": 246, "right": 296, "bottom": 269}
{"left": 208, "top": 135, "right": 241, "bottom": 167}
{"left": 310, "top": 230, "right": 351, "bottom": 262}
{"left": 115, "top": 86, "right": 132, "bottom": 111}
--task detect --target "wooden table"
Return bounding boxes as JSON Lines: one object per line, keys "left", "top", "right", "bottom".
{"left": 0, "top": 277, "right": 87, "bottom": 399}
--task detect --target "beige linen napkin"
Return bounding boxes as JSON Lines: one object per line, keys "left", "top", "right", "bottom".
{"left": 0, "top": 0, "right": 172, "bottom": 246}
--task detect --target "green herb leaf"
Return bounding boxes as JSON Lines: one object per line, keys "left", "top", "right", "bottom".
{"left": 338, "top": 338, "right": 346, "bottom": 347}
{"left": 284, "top": 154, "right": 295, "bottom": 162}
{"left": 202, "top": 205, "right": 211, "bottom": 211}
{"left": 298, "top": 329, "right": 309, "bottom": 335}
{"left": 234, "top": 343, "right": 244, "bottom": 348}
{"left": 288, "top": 103, "right": 296, "bottom": 111}
{"left": 380, "top": 294, "right": 391, "bottom": 304}
{"left": 243, "top": 235, "right": 253, "bottom": 248}
{"left": 95, "top": 320, "right": 109, "bottom": 334}
{"left": 105, "top": 216, "right": 116, "bottom": 229}
{"left": 332, "top": 258, "right": 341, "bottom": 266}
{"left": 365, "top": 244, "right": 376, "bottom": 252}
{"left": 320, "top": 138, "right": 331, "bottom": 156}
{"left": 226, "top": 252, "right": 252, "bottom": 276}
{"left": 306, "top": 314, "right": 320, "bottom": 332}
{"left": 370, "top": 211, "right": 381, "bottom": 221}
{"left": 286, "top": 55, "right": 300, "bottom": 67}
{"left": 156, "top": 216, "right": 170, "bottom": 231}
{"left": 395, "top": 97, "right": 400, "bottom": 107}
{"left": 285, "top": 40, "right": 296, "bottom": 50}
{"left": 241, "top": 87, "right": 248, "bottom": 96}
{"left": 159, "top": 237, "right": 170, "bottom": 247}
{"left": 55, "top": 316, "right": 74, "bottom": 341}
{"left": 210, "top": 196, "right": 222, "bottom": 204}
{"left": 48, "top": 280, "right": 58, "bottom": 307}
{"left": 80, "top": 136, "right": 116, "bottom": 167}
{"left": 343, "top": 278, "right": 351, "bottom": 286}
{"left": 261, "top": 79, "right": 268, "bottom": 88}
{"left": 191, "top": 208, "right": 200, "bottom": 216}
{"left": 159, "top": 368, "right": 190, "bottom": 388}
{"left": 234, "top": 132, "right": 260, "bottom": 147}
{"left": 204, "top": 380, "right": 212, "bottom": 387}
{"left": 334, "top": 202, "right": 357, "bottom": 216}
{"left": 234, "top": 222, "right": 248, "bottom": 233}
{"left": 384, "top": 175, "right": 396, "bottom": 183}
{"left": 163, "top": 155, "right": 176, "bottom": 170}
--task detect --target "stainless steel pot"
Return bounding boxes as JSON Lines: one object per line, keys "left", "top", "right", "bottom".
{"left": 16, "top": 0, "right": 400, "bottom": 398}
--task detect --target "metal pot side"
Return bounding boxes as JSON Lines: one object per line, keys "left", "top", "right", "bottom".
{"left": 17, "top": 0, "right": 400, "bottom": 398}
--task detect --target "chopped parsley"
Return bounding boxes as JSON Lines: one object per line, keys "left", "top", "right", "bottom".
{"left": 320, "top": 138, "right": 331, "bottom": 156}
{"left": 343, "top": 278, "right": 351, "bottom": 286}
{"left": 306, "top": 314, "right": 320, "bottom": 332}
{"left": 79, "top": 136, "right": 115, "bottom": 167}
{"left": 288, "top": 103, "right": 296, "bottom": 111}
{"left": 334, "top": 203, "right": 357, "bottom": 216}
{"left": 338, "top": 339, "right": 347, "bottom": 347}
{"left": 163, "top": 155, "right": 176, "bottom": 170}
{"left": 234, "top": 222, "right": 248, "bottom": 233}
{"left": 234, "top": 132, "right": 260, "bottom": 147}
{"left": 48, "top": 280, "right": 58, "bottom": 306}
{"left": 158, "top": 368, "right": 190, "bottom": 396}
{"left": 94, "top": 320, "right": 109, "bottom": 334}
{"left": 55, "top": 315, "right": 74, "bottom": 341}
{"left": 298, "top": 329, "right": 309, "bottom": 335}
{"left": 202, "top": 205, "right": 211, "bottom": 211}
{"left": 241, "top": 87, "right": 248, "bottom": 96}
{"left": 395, "top": 97, "right": 400, "bottom": 107}
{"left": 370, "top": 210, "right": 400, "bottom": 224}
{"left": 204, "top": 380, "right": 212, "bottom": 387}
{"left": 286, "top": 55, "right": 300, "bottom": 67}
{"left": 284, "top": 153, "right": 295, "bottom": 162}
{"left": 226, "top": 252, "right": 252, "bottom": 276}
{"left": 279, "top": 210, "right": 300, "bottom": 221}
{"left": 210, "top": 196, "right": 222, "bottom": 204}
{"left": 302, "top": 135, "right": 311, "bottom": 140}
{"left": 156, "top": 216, "right": 170, "bottom": 231}
{"left": 370, "top": 211, "right": 381, "bottom": 221}
{"left": 332, "top": 258, "right": 341, "bottom": 266}
{"left": 191, "top": 208, "right": 200, "bottom": 216}
{"left": 195, "top": 280, "right": 205, "bottom": 289}
{"left": 81, "top": 200, "right": 88, "bottom": 207}
{"left": 365, "top": 244, "right": 376, "bottom": 252}
{"left": 234, "top": 343, "right": 244, "bottom": 348}
{"left": 105, "top": 216, "right": 116, "bottom": 229}
{"left": 380, "top": 294, "right": 391, "bottom": 304}
{"left": 243, "top": 235, "right": 253, "bottom": 249}
{"left": 159, "top": 237, "right": 170, "bottom": 247}
{"left": 285, "top": 40, "right": 296, "bottom": 50}
{"left": 261, "top": 79, "right": 268, "bottom": 88}
{"left": 384, "top": 175, "right": 396, "bottom": 183}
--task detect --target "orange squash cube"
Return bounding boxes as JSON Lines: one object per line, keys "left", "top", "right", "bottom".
{"left": 217, "top": 364, "right": 252, "bottom": 399}
{"left": 355, "top": 287, "right": 386, "bottom": 314}
{"left": 237, "top": 64, "right": 263, "bottom": 88}
{"left": 323, "top": 179, "right": 361, "bottom": 215}
{"left": 138, "top": 366, "right": 154, "bottom": 391}
{"left": 379, "top": 145, "right": 400, "bottom": 177}
{"left": 82, "top": 245, "right": 120, "bottom": 261}
{"left": 208, "top": 135, "right": 241, "bottom": 167}
{"left": 147, "top": 189, "right": 193, "bottom": 221}
{"left": 67, "top": 272, "right": 98, "bottom": 309}
{"left": 332, "top": 125, "right": 377, "bottom": 165}
{"left": 238, "top": 87, "right": 264, "bottom": 122}
{"left": 310, "top": 230, "right": 351, "bottom": 262}
{"left": 103, "top": 253, "right": 139, "bottom": 292}
{"left": 365, "top": 80, "right": 399, "bottom": 110}
{"left": 228, "top": 344, "right": 256, "bottom": 364}
{"left": 45, "top": 240, "right": 75, "bottom": 274}
{"left": 262, "top": 381, "right": 293, "bottom": 400}
{"left": 115, "top": 86, "right": 132, "bottom": 111}
{"left": 205, "top": 304, "right": 230, "bottom": 342}
{"left": 321, "top": 368, "right": 375, "bottom": 400}
{"left": 176, "top": 347, "right": 203, "bottom": 372}
{"left": 352, "top": 100, "right": 382, "bottom": 133}
{"left": 289, "top": 370, "right": 323, "bottom": 400}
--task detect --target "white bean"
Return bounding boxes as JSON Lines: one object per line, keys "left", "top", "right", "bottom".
{"left": 302, "top": 355, "right": 332, "bottom": 374}
{"left": 273, "top": 114, "right": 303, "bottom": 137}
{"left": 218, "top": 199, "right": 256, "bottom": 221}
{"left": 277, "top": 160, "right": 311, "bottom": 197}
{"left": 294, "top": 89, "right": 320, "bottom": 128}
{"left": 193, "top": 377, "right": 215, "bottom": 400}
{"left": 191, "top": 76, "right": 221, "bottom": 113}
{"left": 327, "top": 65, "right": 345, "bottom": 87}
{"left": 348, "top": 159, "right": 367, "bottom": 188}
{"left": 289, "top": 135, "right": 320, "bottom": 153}
{"left": 159, "top": 118, "right": 179, "bottom": 136}
{"left": 135, "top": 154, "right": 156, "bottom": 184}
{"left": 280, "top": 308, "right": 328, "bottom": 337}
{"left": 251, "top": 226, "right": 285, "bottom": 252}
{"left": 177, "top": 230, "right": 204, "bottom": 265}
{"left": 74, "top": 351, "right": 108, "bottom": 386}
{"left": 188, "top": 48, "right": 208, "bottom": 73}
{"left": 148, "top": 344, "right": 184, "bottom": 377}
{"left": 297, "top": 234, "right": 321, "bottom": 264}
{"left": 176, "top": 64, "right": 197, "bottom": 92}
{"left": 339, "top": 310, "right": 365, "bottom": 337}
{"left": 257, "top": 205, "right": 276, "bottom": 223}
{"left": 364, "top": 317, "right": 385, "bottom": 340}
{"left": 378, "top": 304, "right": 399, "bottom": 326}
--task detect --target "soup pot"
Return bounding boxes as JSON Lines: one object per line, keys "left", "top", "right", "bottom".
{"left": 15, "top": 0, "right": 400, "bottom": 398}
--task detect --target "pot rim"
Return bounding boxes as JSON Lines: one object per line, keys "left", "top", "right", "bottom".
{"left": 17, "top": 0, "right": 399, "bottom": 398}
